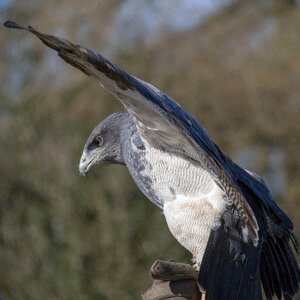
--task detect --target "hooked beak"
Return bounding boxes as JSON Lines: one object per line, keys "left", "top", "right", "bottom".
{"left": 79, "top": 151, "right": 98, "bottom": 176}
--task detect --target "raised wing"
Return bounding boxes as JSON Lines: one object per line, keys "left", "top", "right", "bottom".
{"left": 4, "top": 20, "right": 293, "bottom": 245}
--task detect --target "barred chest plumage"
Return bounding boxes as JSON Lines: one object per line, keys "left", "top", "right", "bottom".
{"left": 125, "top": 136, "right": 226, "bottom": 264}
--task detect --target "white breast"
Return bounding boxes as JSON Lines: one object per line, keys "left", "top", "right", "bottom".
{"left": 140, "top": 146, "right": 225, "bottom": 264}
{"left": 141, "top": 147, "right": 223, "bottom": 203}
{"left": 141, "top": 148, "right": 217, "bottom": 201}
{"left": 163, "top": 187, "right": 225, "bottom": 265}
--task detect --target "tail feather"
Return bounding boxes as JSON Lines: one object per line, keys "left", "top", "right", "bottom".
{"left": 262, "top": 242, "right": 283, "bottom": 299}
{"left": 278, "top": 237, "right": 299, "bottom": 294}
{"left": 260, "top": 249, "right": 275, "bottom": 299}
{"left": 290, "top": 232, "right": 300, "bottom": 254}
{"left": 198, "top": 214, "right": 262, "bottom": 300}
{"left": 261, "top": 230, "right": 300, "bottom": 300}
{"left": 237, "top": 177, "right": 300, "bottom": 299}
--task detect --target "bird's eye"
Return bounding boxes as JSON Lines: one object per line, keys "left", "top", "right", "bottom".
{"left": 94, "top": 136, "right": 104, "bottom": 147}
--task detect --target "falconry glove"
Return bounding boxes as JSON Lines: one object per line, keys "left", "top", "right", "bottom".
{"left": 142, "top": 260, "right": 202, "bottom": 300}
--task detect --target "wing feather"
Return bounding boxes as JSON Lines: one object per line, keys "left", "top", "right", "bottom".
{"left": 10, "top": 20, "right": 300, "bottom": 245}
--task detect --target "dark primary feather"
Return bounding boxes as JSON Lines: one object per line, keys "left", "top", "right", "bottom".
{"left": 4, "top": 20, "right": 299, "bottom": 299}
{"left": 3, "top": 20, "right": 260, "bottom": 245}
{"left": 3, "top": 21, "right": 292, "bottom": 230}
{"left": 199, "top": 177, "right": 299, "bottom": 300}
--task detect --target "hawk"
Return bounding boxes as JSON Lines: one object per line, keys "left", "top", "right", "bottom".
{"left": 4, "top": 21, "right": 299, "bottom": 300}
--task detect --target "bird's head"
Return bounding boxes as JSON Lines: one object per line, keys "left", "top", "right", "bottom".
{"left": 79, "top": 112, "right": 128, "bottom": 175}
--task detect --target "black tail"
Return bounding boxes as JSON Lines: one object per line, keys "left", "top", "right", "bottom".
{"left": 239, "top": 175, "right": 300, "bottom": 300}
{"left": 199, "top": 179, "right": 300, "bottom": 300}
{"left": 260, "top": 226, "right": 300, "bottom": 300}
{"left": 198, "top": 215, "right": 262, "bottom": 300}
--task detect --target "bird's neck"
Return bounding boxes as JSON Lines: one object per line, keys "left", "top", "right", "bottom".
{"left": 119, "top": 114, "right": 139, "bottom": 165}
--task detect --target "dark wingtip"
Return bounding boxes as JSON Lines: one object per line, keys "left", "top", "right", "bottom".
{"left": 3, "top": 20, "right": 31, "bottom": 30}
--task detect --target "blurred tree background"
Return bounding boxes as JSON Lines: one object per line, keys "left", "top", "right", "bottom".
{"left": 0, "top": 0, "right": 299, "bottom": 299}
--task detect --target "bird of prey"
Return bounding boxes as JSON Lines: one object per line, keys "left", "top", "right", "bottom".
{"left": 4, "top": 21, "right": 299, "bottom": 300}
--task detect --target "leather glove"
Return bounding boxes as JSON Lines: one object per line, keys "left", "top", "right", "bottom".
{"left": 142, "top": 260, "right": 202, "bottom": 300}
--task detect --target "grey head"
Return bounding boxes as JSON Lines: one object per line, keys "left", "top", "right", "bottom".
{"left": 79, "top": 112, "right": 132, "bottom": 175}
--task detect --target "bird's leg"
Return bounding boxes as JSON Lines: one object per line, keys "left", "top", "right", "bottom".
{"left": 191, "top": 257, "right": 201, "bottom": 271}
{"left": 193, "top": 263, "right": 201, "bottom": 270}
{"left": 192, "top": 258, "right": 206, "bottom": 300}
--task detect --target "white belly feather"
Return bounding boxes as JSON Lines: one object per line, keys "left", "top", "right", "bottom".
{"left": 140, "top": 147, "right": 225, "bottom": 264}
